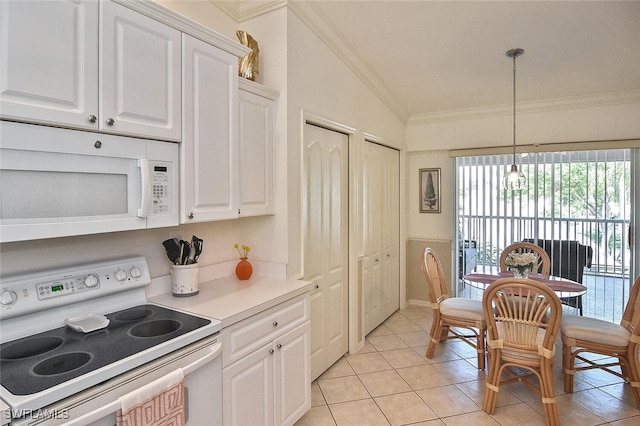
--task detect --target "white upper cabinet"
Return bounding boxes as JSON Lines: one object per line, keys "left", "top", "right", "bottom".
{"left": 0, "top": 0, "right": 99, "bottom": 129}
{"left": 100, "top": 1, "right": 181, "bottom": 141}
{"left": 238, "top": 80, "right": 278, "bottom": 217}
{"left": 181, "top": 34, "right": 238, "bottom": 223}
{"left": 0, "top": 0, "right": 181, "bottom": 142}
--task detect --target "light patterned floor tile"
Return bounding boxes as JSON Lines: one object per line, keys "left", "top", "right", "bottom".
{"left": 379, "top": 348, "right": 428, "bottom": 369}
{"left": 358, "top": 369, "right": 412, "bottom": 397}
{"left": 317, "top": 375, "right": 370, "bottom": 404}
{"left": 396, "top": 364, "right": 452, "bottom": 390}
{"left": 416, "top": 384, "right": 481, "bottom": 417}
{"left": 319, "top": 356, "right": 355, "bottom": 379}
{"left": 397, "top": 330, "right": 430, "bottom": 347}
{"left": 295, "top": 406, "right": 336, "bottom": 426}
{"left": 375, "top": 391, "right": 438, "bottom": 426}
{"left": 440, "top": 410, "right": 499, "bottom": 426}
{"left": 345, "top": 352, "right": 393, "bottom": 374}
{"left": 329, "top": 399, "right": 390, "bottom": 426}
{"left": 298, "top": 307, "right": 640, "bottom": 426}
{"left": 311, "top": 381, "right": 327, "bottom": 406}
{"left": 367, "top": 334, "right": 410, "bottom": 351}
{"left": 384, "top": 319, "right": 422, "bottom": 334}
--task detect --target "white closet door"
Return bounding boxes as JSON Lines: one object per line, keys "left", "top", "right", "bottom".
{"left": 304, "top": 123, "right": 349, "bottom": 380}
{"left": 363, "top": 141, "right": 400, "bottom": 335}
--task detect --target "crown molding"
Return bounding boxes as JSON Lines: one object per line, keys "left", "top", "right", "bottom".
{"left": 208, "top": 1, "right": 640, "bottom": 128}
{"left": 239, "top": 77, "right": 280, "bottom": 100}
{"left": 288, "top": 2, "right": 410, "bottom": 124}
{"left": 114, "top": 0, "right": 249, "bottom": 57}
{"left": 407, "top": 89, "right": 640, "bottom": 126}
{"left": 210, "top": 0, "right": 288, "bottom": 22}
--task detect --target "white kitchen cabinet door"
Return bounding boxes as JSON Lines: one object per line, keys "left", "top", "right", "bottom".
{"left": 304, "top": 123, "right": 349, "bottom": 380}
{"left": 238, "top": 81, "right": 276, "bottom": 217}
{"left": 101, "top": 1, "right": 181, "bottom": 141}
{"left": 182, "top": 34, "right": 238, "bottom": 223}
{"left": 223, "top": 342, "right": 274, "bottom": 426}
{"left": 274, "top": 322, "right": 311, "bottom": 426}
{"left": 0, "top": 0, "right": 99, "bottom": 129}
{"left": 362, "top": 141, "right": 400, "bottom": 335}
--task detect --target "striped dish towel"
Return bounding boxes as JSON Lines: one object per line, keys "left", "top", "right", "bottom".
{"left": 116, "top": 369, "right": 185, "bottom": 426}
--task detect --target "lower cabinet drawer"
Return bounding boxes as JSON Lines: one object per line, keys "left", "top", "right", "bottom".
{"left": 222, "top": 293, "right": 309, "bottom": 366}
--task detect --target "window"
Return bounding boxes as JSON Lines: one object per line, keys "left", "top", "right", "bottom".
{"left": 456, "top": 149, "right": 633, "bottom": 322}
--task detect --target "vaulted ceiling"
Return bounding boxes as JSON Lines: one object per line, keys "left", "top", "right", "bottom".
{"left": 214, "top": 1, "right": 640, "bottom": 124}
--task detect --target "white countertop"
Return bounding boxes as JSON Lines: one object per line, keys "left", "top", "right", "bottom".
{"left": 149, "top": 275, "right": 312, "bottom": 328}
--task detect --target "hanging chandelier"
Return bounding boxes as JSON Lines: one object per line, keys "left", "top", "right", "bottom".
{"left": 502, "top": 48, "right": 527, "bottom": 191}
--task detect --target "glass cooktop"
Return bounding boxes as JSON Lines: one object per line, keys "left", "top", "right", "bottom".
{"left": 0, "top": 304, "right": 210, "bottom": 395}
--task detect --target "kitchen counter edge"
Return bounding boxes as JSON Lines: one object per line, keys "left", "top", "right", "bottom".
{"left": 149, "top": 275, "right": 313, "bottom": 328}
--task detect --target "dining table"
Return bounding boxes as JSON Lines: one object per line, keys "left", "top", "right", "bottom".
{"left": 463, "top": 266, "right": 587, "bottom": 299}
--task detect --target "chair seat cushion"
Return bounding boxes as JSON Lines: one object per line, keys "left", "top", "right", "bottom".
{"left": 440, "top": 297, "right": 485, "bottom": 321}
{"left": 561, "top": 315, "right": 630, "bottom": 347}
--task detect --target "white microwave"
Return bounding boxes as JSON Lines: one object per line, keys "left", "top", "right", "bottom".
{"left": 0, "top": 121, "right": 178, "bottom": 242}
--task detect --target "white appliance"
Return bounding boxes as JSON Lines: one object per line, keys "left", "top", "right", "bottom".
{"left": 0, "top": 121, "right": 178, "bottom": 243}
{"left": 0, "top": 257, "right": 222, "bottom": 425}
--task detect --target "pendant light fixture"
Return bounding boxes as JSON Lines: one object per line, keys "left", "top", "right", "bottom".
{"left": 502, "top": 48, "right": 527, "bottom": 191}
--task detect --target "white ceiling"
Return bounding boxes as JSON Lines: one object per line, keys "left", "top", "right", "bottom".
{"left": 214, "top": 1, "right": 640, "bottom": 123}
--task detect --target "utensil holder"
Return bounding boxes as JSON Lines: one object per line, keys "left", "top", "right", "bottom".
{"left": 171, "top": 263, "right": 199, "bottom": 296}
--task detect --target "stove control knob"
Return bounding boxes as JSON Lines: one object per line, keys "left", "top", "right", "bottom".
{"left": 130, "top": 266, "right": 142, "bottom": 279}
{"left": 84, "top": 274, "right": 100, "bottom": 288}
{"left": 0, "top": 290, "right": 18, "bottom": 306}
{"left": 115, "top": 269, "right": 128, "bottom": 282}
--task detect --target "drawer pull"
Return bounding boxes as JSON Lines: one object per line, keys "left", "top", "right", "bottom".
{"left": 276, "top": 343, "right": 282, "bottom": 349}
{"left": 269, "top": 348, "right": 274, "bottom": 354}
{"left": 272, "top": 321, "right": 278, "bottom": 327}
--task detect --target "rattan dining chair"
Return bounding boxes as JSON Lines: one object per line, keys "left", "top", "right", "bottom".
{"left": 422, "top": 247, "right": 486, "bottom": 370}
{"left": 561, "top": 275, "right": 640, "bottom": 408}
{"left": 499, "top": 241, "right": 551, "bottom": 277}
{"left": 482, "top": 277, "right": 563, "bottom": 426}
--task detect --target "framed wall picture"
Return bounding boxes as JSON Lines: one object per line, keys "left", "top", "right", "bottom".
{"left": 419, "top": 168, "right": 441, "bottom": 213}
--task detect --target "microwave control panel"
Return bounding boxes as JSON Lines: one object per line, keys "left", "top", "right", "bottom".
{"left": 150, "top": 161, "right": 173, "bottom": 216}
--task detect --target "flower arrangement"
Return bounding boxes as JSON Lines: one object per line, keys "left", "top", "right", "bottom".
{"left": 234, "top": 243, "right": 251, "bottom": 259}
{"left": 504, "top": 251, "right": 538, "bottom": 278}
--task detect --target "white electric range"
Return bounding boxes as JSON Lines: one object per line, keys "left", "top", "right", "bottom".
{"left": 0, "top": 257, "right": 222, "bottom": 425}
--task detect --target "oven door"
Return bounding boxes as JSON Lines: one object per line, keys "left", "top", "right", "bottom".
{"left": 8, "top": 336, "right": 222, "bottom": 426}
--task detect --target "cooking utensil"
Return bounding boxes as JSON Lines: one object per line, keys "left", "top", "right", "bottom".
{"left": 180, "top": 240, "right": 191, "bottom": 265}
{"left": 192, "top": 235, "right": 203, "bottom": 263}
{"left": 162, "top": 239, "right": 181, "bottom": 264}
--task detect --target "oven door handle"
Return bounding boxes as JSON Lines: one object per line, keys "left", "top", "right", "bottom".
{"left": 184, "top": 340, "right": 222, "bottom": 375}
{"left": 62, "top": 341, "right": 222, "bottom": 426}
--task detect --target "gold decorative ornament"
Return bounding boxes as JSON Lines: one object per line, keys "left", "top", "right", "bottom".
{"left": 236, "top": 30, "right": 259, "bottom": 81}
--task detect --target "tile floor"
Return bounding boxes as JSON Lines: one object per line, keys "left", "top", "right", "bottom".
{"left": 295, "top": 304, "right": 640, "bottom": 426}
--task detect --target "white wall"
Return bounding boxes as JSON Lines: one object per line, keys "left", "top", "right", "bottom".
{"left": 284, "top": 9, "right": 406, "bottom": 279}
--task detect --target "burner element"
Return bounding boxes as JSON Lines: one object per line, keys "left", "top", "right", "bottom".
{"left": 113, "top": 308, "right": 154, "bottom": 322}
{"left": 129, "top": 319, "right": 181, "bottom": 338}
{"left": 0, "top": 336, "right": 64, "bottom": 360}
{"left": 32, "top": 352, "right": 92, "bottom": 376}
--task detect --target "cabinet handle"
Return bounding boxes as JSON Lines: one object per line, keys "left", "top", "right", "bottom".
{"left": 276, "top": 343, "right": 282, "bottom": 350}
{"left": 315, "top": 284, "right": 319, "bottom": 289}
{"left": 269, "top": 348, "right": 274, "bottom": 355}
{"left": 88, "top": 115, "right": 97, "bottom": 123}
{"left": 106, "top": 118, "right": 115, "bottom": 126}
{"left": 188, "top": 213, "right": 194, "bottom": 220}
{"left": 272, "top": 321, "right": 278, "bottom": 327}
